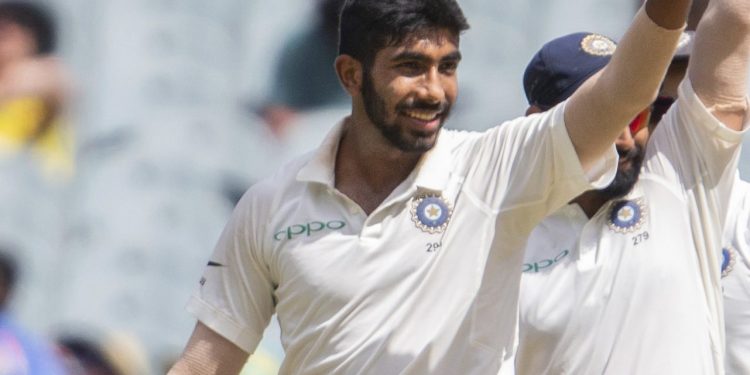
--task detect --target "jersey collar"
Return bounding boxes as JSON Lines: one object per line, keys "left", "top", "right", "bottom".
{"left": 295, "top": 120, "right": 344, "bottom": 187}
{"left": 296, "top": 120, "right": 452, "bottom": 193}
{"left": 411, "top": 131, "right": 452, "bottom": 192}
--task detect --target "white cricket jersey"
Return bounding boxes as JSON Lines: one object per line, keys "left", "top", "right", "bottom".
{"left": 187, "top": 102, "right": 617, "bottom": 375}
{"left": 722, "top": 176, "right": 750, "bottom": 375}
{"left": 513, "top": 79, "right": 747, "bottom": 375}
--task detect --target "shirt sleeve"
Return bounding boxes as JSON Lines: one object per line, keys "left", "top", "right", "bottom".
{"left": 644, "top": 78, "right": 749, "bottom": 195}
{"left": 462, "top": 101, "right": 617, "bottom": 223}
{"left": 185, "top": 189, "right": 276, "bottom": 354}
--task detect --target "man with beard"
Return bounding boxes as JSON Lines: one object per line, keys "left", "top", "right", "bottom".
{"left": 169, "top": 0, "right": 691, "bottom": 374}
{"left": 511, "top": 0, "right": 750, "bottom": 371}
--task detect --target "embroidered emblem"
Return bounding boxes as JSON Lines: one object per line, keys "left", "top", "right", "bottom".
{"left": 721, "top": 246, "right": 736, "bottom": 278}
{"left": 581, "top": 34, "right": 616, "bottom": 56}
{"left": 608, "top": 199, "right": 646, "bottom": 234}
{"left": 411, "top": 194, "right": 452, "bottom": 234}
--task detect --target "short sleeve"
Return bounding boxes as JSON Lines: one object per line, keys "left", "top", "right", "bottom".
{"left": 643, "top": 78, "right": 750, "bottom": 366}
{"left": 186, "top": 190, "right": 276, "bottom": 353}
{"left": 462, "top": 101, "right": 617, "bottom": 217}
{"left": 644, "top": 78, "right": 749, "bottom": 192}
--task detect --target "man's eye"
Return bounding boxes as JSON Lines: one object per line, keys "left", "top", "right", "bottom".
{"left": 398, "top": 62, "right": 422, "bottom": 74}
{"left": 440, "top": 62, "right": 458, "bottom": 74}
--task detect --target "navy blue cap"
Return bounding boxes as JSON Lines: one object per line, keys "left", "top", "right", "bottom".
{"left": 523, "top": 32, "right": 617, "bottom": 109}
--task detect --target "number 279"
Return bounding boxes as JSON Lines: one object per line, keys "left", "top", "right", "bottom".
{"left": 426, "top": 242, "right": 442, "bottom": 253}
{"left": 632, "top": 231, "right": 650, "bottom": 246}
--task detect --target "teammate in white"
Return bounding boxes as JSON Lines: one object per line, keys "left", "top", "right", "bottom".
{"left": 627, "top": 28, "right": 750, "bottom": 374}
{"left": 168, "top": 0, "right": 692, "bottom": 374}
{"left": 722, "top": 176, "right": 750, "bottom": 374}
{"left": 510, "top": 0, "right": 750, "bottom": 373}
{"left": 623, "top": 21, "right": 750, "bottom": 375}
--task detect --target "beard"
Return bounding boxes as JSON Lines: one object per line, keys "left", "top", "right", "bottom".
{"left": 596, "top": 143, "right": 644, "bottom": 201}
{"left": 360, "top": 68, "right": 451, "bottom": 153}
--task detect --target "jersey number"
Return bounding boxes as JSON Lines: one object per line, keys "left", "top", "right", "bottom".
{"left": 426, "top": 242, "right": 442, "bottom": 253}
{"left": 632, "top": 231, "right": 650, "bottom": 246}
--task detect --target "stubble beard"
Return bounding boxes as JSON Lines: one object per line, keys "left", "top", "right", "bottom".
{"left": 596, "top": 144, "right": 645, "bottom": 201}
{"left": 360, "top": 68, "right": 450, "bottom": 153}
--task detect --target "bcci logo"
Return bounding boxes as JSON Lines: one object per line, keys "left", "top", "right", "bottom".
{"left": 411, "top": 194, "right": 452, "bottom": 234}
{"left": 581, "top": 34, "right": 616, "bottom": 56}
{"left": 722, "top": 246, "right": 736, "bottom": 278}
{"left": 608, "top": 199, "right": 646, "bottom": 234}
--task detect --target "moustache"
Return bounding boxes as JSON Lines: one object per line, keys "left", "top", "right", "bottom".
{"left": 397, "top": 99, "right": 450, "bottom": 114}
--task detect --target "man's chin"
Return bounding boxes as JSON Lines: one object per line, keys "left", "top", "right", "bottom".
{"left": 597, "top": 174, "right": 638, "bottom": 201}
{"left": 393, "top": 128, "right": 440, "bottom": 153}
{"left": 402, "top": 137, "right": 437, "bottom": 153}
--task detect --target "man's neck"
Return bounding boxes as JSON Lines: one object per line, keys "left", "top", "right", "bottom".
{"left": 334, "top": 118, "right": 424, "bottom": 215}
{"left": 571, "top": 190, "right": 613, "bottom": 219}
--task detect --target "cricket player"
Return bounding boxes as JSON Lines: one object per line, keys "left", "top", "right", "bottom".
{"left": 169, "top": 0, "right": 691, "bottom": 373}
{"left": 721, "top": 178, "right": 750, "bottom": 374}
{"left": 512, "top": 0, "right": 750, "bottom": 373}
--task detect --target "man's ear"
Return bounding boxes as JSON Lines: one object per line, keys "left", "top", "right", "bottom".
{"left": 525, "top": 105, "right": 543, "bottom": 116}
{"left": 335, "top": 55, "right": 363, "bottom": 96}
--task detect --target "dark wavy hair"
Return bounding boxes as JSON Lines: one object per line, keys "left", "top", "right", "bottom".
{"left": 0, "top": 1, "right": 57, "bottom": 54}
{"left": 338, "top": 0, "right": 469, "bottom": 67}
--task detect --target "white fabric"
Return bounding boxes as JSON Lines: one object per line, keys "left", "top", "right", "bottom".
{"left": 722, "top": 176, "right": 750, "bottom": 375}
{"left": 512, "top": 79, "right": 748, "bottom": 375}
{"left": 186, "top": 102, "right": 618, "bottom": 375}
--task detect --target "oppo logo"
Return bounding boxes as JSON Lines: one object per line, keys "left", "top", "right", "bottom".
{"left": 522, "top": 249, "right": 569, "bottom": 273}
{"left": 274, "top": 220, "right": 346, "bottom": 241}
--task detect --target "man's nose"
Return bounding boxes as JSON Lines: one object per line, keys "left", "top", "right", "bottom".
{"left": 615, "top": 128, "right": 636, "bottom": 149}
{"left": 416, "top": 68, "right": 445, "bottom": 104}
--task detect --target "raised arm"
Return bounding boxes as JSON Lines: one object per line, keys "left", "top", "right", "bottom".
{"left": 564, "top": 0, "right": 691, "bottom": 169}
{"left": 168, "top": 322, "right": 250, "bottom": 375}
{"left": 688, "top": 0, "right": 750, "bottom": 130}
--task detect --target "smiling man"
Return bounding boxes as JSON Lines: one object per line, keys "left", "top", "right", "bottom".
{"left": 357, "top": 36, "right": 459, "bottom": 146}
{"left": 168, "top": 0, "right": 691, "bottom": 374}
{"left": 511, "top": 0, "right": 750, "bottom": 371}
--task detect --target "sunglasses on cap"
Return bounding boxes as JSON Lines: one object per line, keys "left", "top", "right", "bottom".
{"left": 628, "top": 108, "right": 650, "bottom": 135}
{"left": 628, "top": 96, "right": 677, "bottom": 135}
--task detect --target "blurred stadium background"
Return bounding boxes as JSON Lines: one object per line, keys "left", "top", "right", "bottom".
{"left": 2, "top": 0, "right": 745, "bottom": 373}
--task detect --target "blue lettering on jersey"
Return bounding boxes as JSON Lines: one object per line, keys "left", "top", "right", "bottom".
{"left": 274, "top": 220, "right": 347, "bottom": 241}
{"left": 523, "top": 249, "right": 570, "bottom": 273}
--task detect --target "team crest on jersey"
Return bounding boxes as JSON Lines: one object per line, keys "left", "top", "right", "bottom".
{"left": 721, "top": 246, "right": 736, "bottom": 278}
{"left": 411, "top": 194, "right": 452, "bottom": 234}
{"left": 581, "top": 34, "right": 616, "bottom": 56}
{"left": 607, "top": 199, "right": 646, "bottom": 234}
